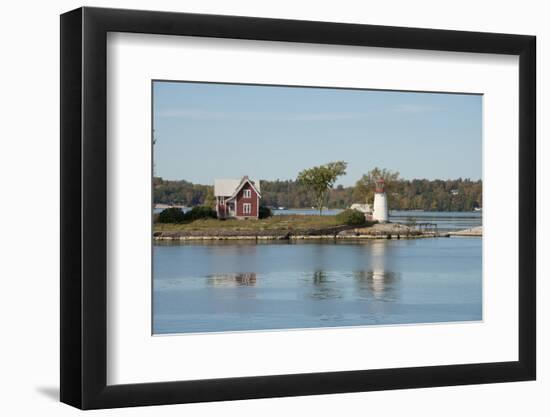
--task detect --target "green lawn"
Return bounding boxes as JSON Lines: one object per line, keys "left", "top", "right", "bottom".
{"left": 154, "top": 214, "right": 347, "bottom": 232}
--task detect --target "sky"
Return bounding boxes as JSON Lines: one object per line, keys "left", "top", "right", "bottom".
{"left": 153, "top": 81, "right": 482, "bottom": 187}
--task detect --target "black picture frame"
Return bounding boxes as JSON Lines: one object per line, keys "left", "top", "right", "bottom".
{"left": 60, "top": 6, "right": 536, "bottom": 410}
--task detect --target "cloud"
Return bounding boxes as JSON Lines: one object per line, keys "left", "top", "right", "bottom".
{"left": 156, "top": 109, "right": 367, "bottom": 121}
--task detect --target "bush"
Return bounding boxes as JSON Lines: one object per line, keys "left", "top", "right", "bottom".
{"left": 156, "top": 206, "right": 217, "bottom": 223}
{"left": 258, "top": 206, "right": 272, "bottom": 219}
{"left": 336, "top": 209, "right": 367, "bottom": 226}
{"left": 184, "top": 205, "right": 217, "bottom": 221}
{"left": 157, "top": 207, "right": 186, "bottom": 223}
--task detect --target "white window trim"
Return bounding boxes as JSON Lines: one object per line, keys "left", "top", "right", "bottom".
{"left": 243, "top": 189, "right": 251, "bottom": 198}
{"left": 243, "top": 203, "right": 252, "bottom": 214}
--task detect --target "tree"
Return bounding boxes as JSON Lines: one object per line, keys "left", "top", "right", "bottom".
{"left": 203, "top": 186, "right": 216, "bottom": 208}
{"left": 258, "top": 206, "right": 272, "bottom": 219}
{"left": 352, "top": 167, "right": 400, "bottom": 206}
{"left": 157, "top": 207, "right": 186, "bottom": 223}
{"left": 297, "top": 161, "right": 347, "bottom": 214}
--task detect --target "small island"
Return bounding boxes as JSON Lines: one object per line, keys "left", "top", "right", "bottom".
{"left": 153, "top": 164, "right": 480, "bottom": 241}
{"left": 153, "top": 216, "right": 450, "bottom": 241}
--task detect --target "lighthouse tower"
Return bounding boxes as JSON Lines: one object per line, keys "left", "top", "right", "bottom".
{"left": 372, "top": 179, "right": 389, "bottom": 223}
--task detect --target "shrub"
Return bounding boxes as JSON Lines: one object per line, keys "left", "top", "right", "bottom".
{"left": 157, "top": 206, "right": 216, "bottom": 223}
{"left": 258, "top": 206, "right": 272, "bottom": 219}
{"left": 336, "top": 209, "right": 366, "bottom": 226}
{"left": 157, "top": 207, "right": 186, "bottom": 223}
{"left": 184, "top": 205, "right": 217, "bottom": 221}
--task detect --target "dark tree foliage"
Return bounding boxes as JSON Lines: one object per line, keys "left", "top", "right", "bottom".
{"left": 387, "top": 178, "right": 482, "bottom": 211}
{"left": 258, "top": 206, "right": 272, "bottom": 219}
{"left": 184, "top": 206, "right": 217, "bottom": 221}
{"left": 157, "top": 206, "right": 216, "bottom": 224}
{"left": 157, "top": 207, "right": 186, "bottom": 223}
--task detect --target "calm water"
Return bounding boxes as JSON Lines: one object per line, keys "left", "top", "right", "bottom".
{"left": 153, "top": 237, "right": 482, "bottom": 334}
{"left": 273, "top": 209, "right": 482, "bottom": 231}
{"left": 389, "top": 210, "right": 482, "bottom": 231}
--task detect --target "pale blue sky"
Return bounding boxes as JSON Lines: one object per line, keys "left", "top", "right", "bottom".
{"left": 153, "top": 81, "right": 482, "bottom": 186}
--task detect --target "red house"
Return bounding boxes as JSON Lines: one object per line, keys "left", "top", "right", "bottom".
{"left": 214, "top": 176, "right": 261, "bottom": 219}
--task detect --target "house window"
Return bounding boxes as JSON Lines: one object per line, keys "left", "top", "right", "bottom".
{"left": 243, "top": 189, "right": 251, "bottom": 198}
{"left": 243, "top": 203, "right": 251, "bottom": 214}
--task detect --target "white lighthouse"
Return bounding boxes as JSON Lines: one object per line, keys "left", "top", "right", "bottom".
{"left": 372, "top": 178, "right": 389, "bottom": 223}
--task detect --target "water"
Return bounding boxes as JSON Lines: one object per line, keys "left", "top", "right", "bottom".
{"left": 153, "top": 237, "right": 482, "bottom": 334}
{"left": 154, "top": 207, "right": 189, "bottom": 214}
{"left": 389, "top": 210, "right": 482, "bottom": 231}
{"left": 273, "top": 209, "right": 482, "bottom": 231}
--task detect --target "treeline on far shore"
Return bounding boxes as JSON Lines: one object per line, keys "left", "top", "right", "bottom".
{"left": 153, "top": 176, "right": 482, "bottom": 212}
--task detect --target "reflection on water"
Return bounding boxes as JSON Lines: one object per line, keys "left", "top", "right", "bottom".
{"left": 153, "top": 238, "right": 482, "bottom": 334}
{"left": 354, "top": 270, "right": 399, "bottom": 301}
{"left": 307, "top": 243, "right": 400, "bottom": 301}
{"left": 354, "top": 241, "right": 399, "bottom": 300}
{"left": 207, "top": 272, "right": 257, "bottom": 287}
{"left": 310, "top": 270, "right": 342, "bottom": 300}
{"left": 312, "top": 270, "right": 327, "bottom": 284}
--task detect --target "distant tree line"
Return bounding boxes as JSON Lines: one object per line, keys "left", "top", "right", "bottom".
{"left": 154, "top": 175, "right": 482, "bottom": 212}
{"left": 153, "top": 177, "right": 214, "bottom": 206}
{"left": 382, "top": 178, "right": 482, "bottom": 211}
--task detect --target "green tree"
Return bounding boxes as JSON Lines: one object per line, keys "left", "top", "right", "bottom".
{"left": 353, "top": 167, "right": 400, "bottom": 205}
{"left": 203, "top": 186, "right": 216, "bottom": 208}
{"left": 157, "top": 207, "right": 186, "bottom": 223}
{"left": 297, "top": 161, "right": 347, "bottom": 214}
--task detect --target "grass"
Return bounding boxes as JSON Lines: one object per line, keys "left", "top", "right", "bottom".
{"left": 154, "top": 214, "right": 347, "bottom": 233}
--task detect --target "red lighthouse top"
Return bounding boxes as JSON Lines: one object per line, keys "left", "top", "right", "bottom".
{"left": 375, "top": 178, "right": 385, "bottom": 193}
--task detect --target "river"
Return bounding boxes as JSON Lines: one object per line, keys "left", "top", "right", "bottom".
{"left": 153, "top": 235, "right": 482, "bottom": 334}
{"left": 273, "top": 209, "right": 482, "bottom": 231}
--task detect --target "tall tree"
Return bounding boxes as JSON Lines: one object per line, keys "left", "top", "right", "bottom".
{"left": 297, "top": 161, "right": 347, "bottom": 214}
{"left": 353, "top": 167, "right": 400, "bottom": 206}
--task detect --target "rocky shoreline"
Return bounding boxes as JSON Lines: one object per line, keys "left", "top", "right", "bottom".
{"left": 449, "top": 226, "right": 483, "bottom": 237}
{"left": 153, "top": 223, "right": 455, "bottom": 241}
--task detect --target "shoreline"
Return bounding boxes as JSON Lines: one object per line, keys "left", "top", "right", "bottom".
{"left": 448, "top": 226, "right": 483, "bottom": 237}
{"left": 153, "top": 233, "right": 451, "bottom": 241}
{"left": 151, "top": 223, "right": 476, "bottom": 241}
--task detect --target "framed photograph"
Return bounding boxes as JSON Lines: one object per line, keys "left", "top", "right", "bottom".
{"left": 60, "top": 7, "right": 536, "bottom": 409}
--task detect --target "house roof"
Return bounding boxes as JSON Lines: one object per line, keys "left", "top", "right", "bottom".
{"left": 214, "top": 177, "right": 261, "bottom": 197}
{"left": 214, "top": 179, "right": 241, "bottom": 197}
